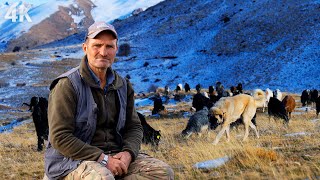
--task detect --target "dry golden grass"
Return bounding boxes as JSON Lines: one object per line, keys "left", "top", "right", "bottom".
{"left": 0, "top": 94, "right": 319, "bottom": 179}
{"left": 0, "top": 123, "right": 44, "bottom": 179}
{"left": 143, "top": 112, "right": 320, "bottom": 180}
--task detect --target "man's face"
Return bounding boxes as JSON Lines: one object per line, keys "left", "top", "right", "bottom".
{"left": 82, "top": 31, "right": 118, "bottom": 71}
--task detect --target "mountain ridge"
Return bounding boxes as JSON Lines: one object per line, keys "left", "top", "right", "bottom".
{"left": 110, "top": 0, "right": 320, "bottom": 93}
{"left": 1, "top": 0, "right": 319, "bottom": 93}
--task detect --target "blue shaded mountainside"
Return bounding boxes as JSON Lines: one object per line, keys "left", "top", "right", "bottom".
{"left": 109, "top": 0, "right": 320, "bottom": 93}
{"left": 21, "top": 0, "right": 320, "bottom": 93}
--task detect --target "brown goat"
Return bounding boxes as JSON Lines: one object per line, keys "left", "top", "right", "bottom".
{"left": 282, "top": 95, "right": 296, "bottom": 119}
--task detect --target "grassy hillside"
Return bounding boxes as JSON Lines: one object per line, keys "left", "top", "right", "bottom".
{"left": 0, "top": 94, "right": 319, "bottom": 179}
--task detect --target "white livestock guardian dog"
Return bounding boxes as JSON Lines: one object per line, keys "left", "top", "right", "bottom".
{"left": 210, "top": 89, "right": 265, "bottom": 145}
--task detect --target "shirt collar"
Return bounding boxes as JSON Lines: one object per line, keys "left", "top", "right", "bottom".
{"left": 86, "top": 60, "right": 115, "bottom": 90}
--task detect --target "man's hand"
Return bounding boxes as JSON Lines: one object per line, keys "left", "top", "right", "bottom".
{"left": 98, "top": 152, "right": 132, "bottom": 176}
{"left": 112, "top": 151, "right": 132, "bottom": 173}
{"left": 106, "top": 156, "right": 127, "bottom": 176}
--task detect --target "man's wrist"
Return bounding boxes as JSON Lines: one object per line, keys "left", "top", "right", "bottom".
{"left": 99, "top": 154, "right": 109, "bottom": 166}
{"left": 123, "top": 151, "right": 133, "bottom": 163}
{"left": 123, "top": 150, "right": 134, "bottom": 162}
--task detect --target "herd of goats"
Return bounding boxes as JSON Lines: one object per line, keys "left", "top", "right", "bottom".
{"left": 145, "top": 82, "right": 320, "bottom": 145}
{"left": 21, "top": 82, "right": 320, "bottom": 149}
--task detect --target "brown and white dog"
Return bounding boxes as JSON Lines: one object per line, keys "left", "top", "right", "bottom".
{"left": 210, "top": 89, "right": 265, "bottom": 145}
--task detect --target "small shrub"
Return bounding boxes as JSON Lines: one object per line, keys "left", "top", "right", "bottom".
{"left": 154, "top": 79, "right": 161, "bottom": 82}
{"left": 148, "top": 84, "right": 158, "bottom": 93}
{"left": 118, "top": 43, "right": 131, "bottom": 56}
{"left": 168, "top": 63, "right": 178, "bottom": 69}
{"left": 0, "top": 81, "right": 9, "bottom": 88}
{"left": 221, "top": 15, "right": 230, "bottom": 23}
{"left": 12, "top": 46, "right": 21, "bottom": 52}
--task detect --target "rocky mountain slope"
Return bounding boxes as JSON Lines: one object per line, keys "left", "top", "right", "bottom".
{"left": 1, "top": 0, "right": 319, "bottom": 93}
{"left": 110, "top": 0, "right": 320, "bottom": 92}
{"left": 3, "top": 0, "right": 94, "bottom": 52}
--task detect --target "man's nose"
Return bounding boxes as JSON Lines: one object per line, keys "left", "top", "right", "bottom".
{"left": 100, "top": 46, "right": 108, "bottom": 56}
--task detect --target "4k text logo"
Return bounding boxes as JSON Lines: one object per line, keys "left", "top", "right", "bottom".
{"left": 5, "top": 2, "right": 32, "bottom": 22}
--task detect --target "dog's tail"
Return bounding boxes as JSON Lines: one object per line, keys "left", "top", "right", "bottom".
{"left": 253, "top": 89, "right": 266, "bottom": 108}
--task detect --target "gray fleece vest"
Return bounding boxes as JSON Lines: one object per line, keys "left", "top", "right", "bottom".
{"left": 44, "top": 67, "right": 127, "bottom": 179}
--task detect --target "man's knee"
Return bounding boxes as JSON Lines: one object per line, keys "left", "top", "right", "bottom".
{"left": 63, "top": 161, "right": 114, "bottom": 180}
{"left": 145, "top": 163, "right": 174, "bottom": 180}
{"left": 126, "top": 154, "right": 174, "bottom": 180}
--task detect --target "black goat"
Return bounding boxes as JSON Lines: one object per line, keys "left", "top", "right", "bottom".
{"left": 23, "top": 96, "right": 49, "bottom": 151}
{"left": 268, "top": 97, "right": 289, "bottom": 124}
{"left": 209, "top": 113, "right": 256, "bottom": 130}
{"left": 230, "top": 86, "right": 237, "bottom": 96}
{"left": 192, "top": 92, "right": 213, "bottom": 112}
{"left": 301, "top": 90, "right": 311, "bottom": 107}
{"left": 137, "top": 112, "right": 161, "bottom": 146}
{"left": 310, "top": 89, "right": 319, "bottom": 104}
{"left": 150, "top": 94, "right": 165, "bottom": 115}
{"left": 208, "top": 86, "right": 219, "bottom": 104}
{"left": 208, "top": 86, "right": 214, "bottom": 95}
{"left": 236, "top": 83, "right": 243, "bottom": 94}
{"left": 230, "top": 113, "right": 256, "bottom": 129}
{"left": 316, "top": 96, "right": 320, "bottom": 117}
{"left": 195, "top": 84, "right": 201, "bottom": 92}
{"left": 184, "top": 83, "right": 191, "bottom": 92}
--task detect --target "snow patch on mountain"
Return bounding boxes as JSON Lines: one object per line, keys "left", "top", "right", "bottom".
{"left": 90, "top": 0, "right": 164, "bottom": 22}
{"left": 0, "top": 0, "right": 73, "bottom": 42}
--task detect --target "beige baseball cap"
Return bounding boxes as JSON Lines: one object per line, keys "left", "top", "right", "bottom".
{"left": 85, "top": 21, "right": 118, "bottom": 40}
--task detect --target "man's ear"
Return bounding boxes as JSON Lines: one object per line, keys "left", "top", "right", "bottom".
{"left": 115, "top": 43, "right": 119, "bottom": 53}
{"left": 82, "top": 42, "right": 87, "bottom": 54}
